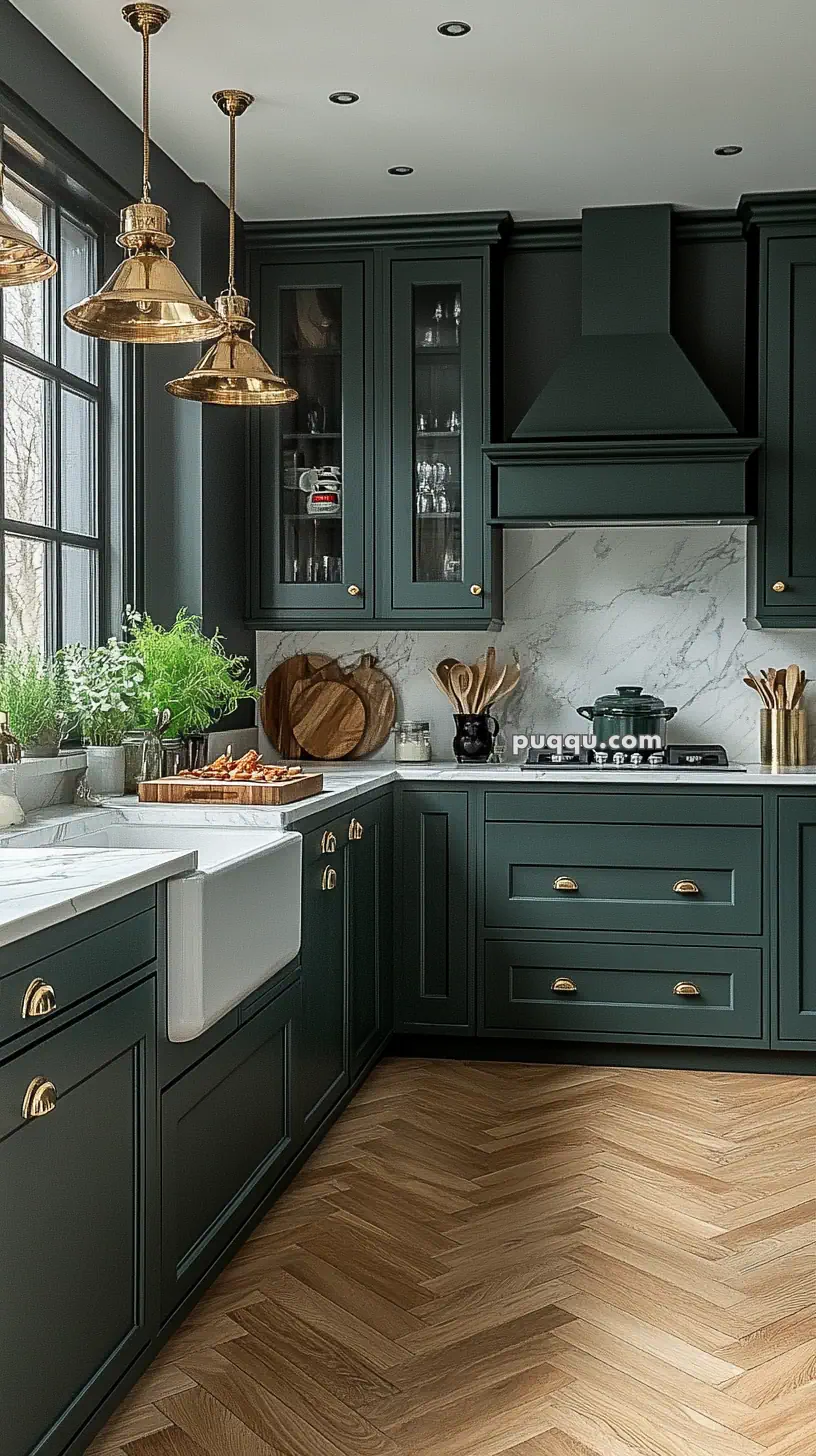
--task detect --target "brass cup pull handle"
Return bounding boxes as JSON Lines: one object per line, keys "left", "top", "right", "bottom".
{"left": 673, "top": 981, "right": 701, "bottom": 997}
{"left": 553, "top": 876, "right": 578, "bottom": 892}
{"left": 470, "top": 584, "right": 483, "bottom": 596}
{"left": 349, "top": 818, "right": 364, "bottom": 841}
{"left": 673, "top": 880, "right": 700, "bottom": 895}
{"left": 551, "top": 977, "right": 578, "bottom": 994}
{"left": 320, "top": 830, "right": 337, "bottom": 855}
{"left": 322, "top": 866, "right": 337, "bottom": 891}
{"left": 347, "top": 584, "right": 361, "bottom": 597}
{"left": 22, "top": 1077, "right": 57, "bottom": 1120}
{"left": 21, "top": 979, "right": 57, "bottom": 1019}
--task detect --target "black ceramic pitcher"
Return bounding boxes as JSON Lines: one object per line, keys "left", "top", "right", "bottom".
{"left": 453, "top": 713, "right": 499, "bottom": 763}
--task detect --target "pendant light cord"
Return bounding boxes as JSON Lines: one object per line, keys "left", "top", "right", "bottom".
{"left": 228, "top": 108, "right": 237, "bottom": 293}
{"left": 141, "top": 21, "right": 151, "bottom": 201}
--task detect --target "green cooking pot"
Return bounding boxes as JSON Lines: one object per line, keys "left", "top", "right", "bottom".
{"left": 576, "top": 685, "right": 677, "bottom": 749}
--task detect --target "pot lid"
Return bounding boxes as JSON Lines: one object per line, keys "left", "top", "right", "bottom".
{"left": 586, "top": 685, "right": 675, "bottom": 715}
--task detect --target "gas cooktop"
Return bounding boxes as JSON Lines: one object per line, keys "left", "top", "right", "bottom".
{"left": 521, "top": 744, "right": 747, "bottom": 771}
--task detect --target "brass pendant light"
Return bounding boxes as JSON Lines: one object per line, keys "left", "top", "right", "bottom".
{"left": 166, "top": 90, "right": 297, "bottom": 405}
{"left": 64, "top": 4, "right": 223, "bottom": 344}
{"left": 0, "top": 128, "right": 58, "bottom": 288}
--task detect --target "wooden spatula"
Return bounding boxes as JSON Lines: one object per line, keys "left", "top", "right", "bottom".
{"left": 449, "top": 663, "right": 474, "bottom": 713}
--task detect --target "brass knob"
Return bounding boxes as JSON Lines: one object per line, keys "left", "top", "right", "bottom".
{"left": 22, "top": 1077, "right": 57, "bottom": 1120}
{"left": 673, "top": 880, "right": 700, "bottom": 895}
{"left": 322, "top": 866, "right": 337, "bottom": 891}
{"left": 347, "top": 584, "right": 361, "bottom": 597}
{"left": 349, "top": 818, "right": 364, "bottom": 841}
{"left": 551, "top": 977, "right": 577, "bottom": 993}
{"left": 320, "top": 830, "right": 337, "bottom": 855}
{"left": 470, "top": 584, "right": 483, "bottom": 596}
{"left": 21, "top": 979, "right": 57, "bottom": 1020}
{"left": 673, "top": 981, "right": 701, "bottom": 997}
{"left": 553, "top": 876, "right": 578, "bottom": 892}
{"left": 772, "top": 581, "right": 787, "bottom": 593}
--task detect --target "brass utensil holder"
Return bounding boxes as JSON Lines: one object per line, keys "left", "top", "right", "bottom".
{"left": 760, "top": 709, "right": 809, "bottom": 767}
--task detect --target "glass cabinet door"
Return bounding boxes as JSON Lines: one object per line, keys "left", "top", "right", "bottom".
{"left": 389, "top": 256, "right": 487, "bottom": 614}
{"left": 254, "top": 260, "right": 369, "bottom": 618}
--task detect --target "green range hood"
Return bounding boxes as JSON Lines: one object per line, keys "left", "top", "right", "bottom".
{"left": 487, "top": 204, "right": 760, "bottom": 524}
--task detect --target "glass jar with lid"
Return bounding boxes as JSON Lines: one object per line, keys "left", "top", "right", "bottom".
{"left": 394, "top": 721, "right": 432, "bottom": 762}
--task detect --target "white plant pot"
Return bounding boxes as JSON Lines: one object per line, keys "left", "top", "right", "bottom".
{"left": 84, "top": 745, "right": 125, "bottom": 798}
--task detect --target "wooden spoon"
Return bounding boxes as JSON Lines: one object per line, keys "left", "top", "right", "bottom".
{"left": 489, "top": 662, "right": 521, "bottom": 706}
{"left": 448, "top": 663, "right": 474, "bottom": 713}
{"left": 470, "top": 656, "right": 489, "bottom": 714}
{"left": 786, "top": 664, "right": 801, "bottom": 710}
{"left": 484, "top": 664, "right": 507, "bottom": 709}
{"left": 744, "top": 672, "right": 774, "bottom": 709}
{"left": 429, "top": 666, "right": 457, "bottom": 707}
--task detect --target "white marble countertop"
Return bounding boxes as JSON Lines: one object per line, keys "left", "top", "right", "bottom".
{"left": 91, "top": 758, "right": 816, "bottom": 826}
{"left": 0, "top": 845, "right": 196, "bottom": 950}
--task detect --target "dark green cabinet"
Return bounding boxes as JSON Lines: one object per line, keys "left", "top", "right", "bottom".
{"left": 251, "top": 255, "right": 373, "bottom": 623}
{"left": 397, "top": 789, "right": 472, "bottom": 1032}
{"left": 299, "top": 815, "right": 350, "bottom": 1136}
{"left": 0, "top": 979, "right": 157, "bottom": 1456}
{"left": 161, "top": 978, "right": 300, "bottom": 1315}
{"left": 778, "top": 796, "right": 816, "bottom": 1044}
{"left": 246, "top": 218, "right": 506, "bottom": 628}
{"left": 347, "top": 795, "right": 394, "bottom": 1077}
{"left": 749, "top": 207, "right": 816, "bottom": 625}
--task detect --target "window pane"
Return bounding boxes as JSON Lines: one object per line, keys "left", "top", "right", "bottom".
{"left": 61, "top": 215, "right": 97, "bottom": 382}
{"left": 4, "top": 533, "right": 46, "bottom": 650}
{"left": 61, "top": 389, "right": 97, "bottom": 535}
{"left": 61, "top": 544, "right": 97, "bottom": 646}
{"left": 1, "top": 174, "right": 46, "bottom": 358}
{"left": 3, "top": 363, "right": 48, "bottom": 525}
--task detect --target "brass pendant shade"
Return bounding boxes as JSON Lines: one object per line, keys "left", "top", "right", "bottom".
{"left": 64, "top": 5, "right": 222, "bottom": 344}
{"left": 167, "top": 90, "right": 297, "bottom": 405}
{"left": 0, "top": 147, "right": 58, "bottom": 289}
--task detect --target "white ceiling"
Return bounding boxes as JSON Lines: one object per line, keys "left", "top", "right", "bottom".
{"left": 11, "top": 0, "right": 816, "bottom": 221}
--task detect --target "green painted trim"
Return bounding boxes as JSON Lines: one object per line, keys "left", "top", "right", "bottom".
{"left": 485, "top": 437, "right": 761, "bottom": 463}
{"left": 740, "top": 190, "right": 816, "bottom": 228}
{"left": 245, "top": 211, "right": 511, "bottom": 250}
{"left": 390, "top": 1035, "right": 815, "bottom": 1074}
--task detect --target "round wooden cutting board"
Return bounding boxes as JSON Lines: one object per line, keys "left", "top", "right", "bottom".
{"left": 289, "top": 677, "right": 367, "bottom": 760}
{"left": 261, "top": 653, "right": 332, "bottom": 759}
{"left": 347, "top": 654, "right": 397, "bottom": 758}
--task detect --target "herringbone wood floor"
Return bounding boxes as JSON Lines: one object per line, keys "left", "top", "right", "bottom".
{"left": 90, "top": 1059, "right": 816, "bottom": 1456}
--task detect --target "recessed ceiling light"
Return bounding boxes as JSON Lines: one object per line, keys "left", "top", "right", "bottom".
{"left": 438, "top": 20, "right": 471, "bottom": 36}
{"left": 714, "top": 145, "right": 743, "bottom": 156}
{"left": 388, "top": 166, "right": 414, "bottom": 176}
{"left": 329, "top": 91, "right": 359, "bottom": 105}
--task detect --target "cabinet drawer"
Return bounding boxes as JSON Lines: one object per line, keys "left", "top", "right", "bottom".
{"left": 0, "top": 895, "right": 157, "bottom": 1050}
{"left": 484, "top": 821, "right": 761, "bottom": 934}
{"left": 484, "top": 792, "right": 762, "bottom": 827}
{"left": 483, "top": 940, "right": 763, "bottom": 1041}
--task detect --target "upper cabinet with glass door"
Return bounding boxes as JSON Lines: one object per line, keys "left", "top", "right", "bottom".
{"left": 246, "top": 219, "right": 505, "bottom": 627}
{"left": 250, "top": 257, "right": 371, "bottom": 622}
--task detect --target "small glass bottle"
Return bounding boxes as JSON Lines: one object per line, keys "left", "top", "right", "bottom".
{"left": 0, "top": 711, "right": 22, "bottom": 764}
{"left": 394, "top": 721, "right": 432, "bottom": 762}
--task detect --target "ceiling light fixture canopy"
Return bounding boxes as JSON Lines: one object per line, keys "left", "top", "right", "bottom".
{"left": 166, "top": 90, "right": 298, "bottom": 406}
{"left": 64, "top": 4, "right": 223, "bottom": 344}
{"left": 0, "top": 127, "right": 58, "bottom": 288}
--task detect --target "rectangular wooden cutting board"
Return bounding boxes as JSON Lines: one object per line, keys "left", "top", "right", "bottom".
{"left": 137, "top": 773, "right": 323, "bottom": 806}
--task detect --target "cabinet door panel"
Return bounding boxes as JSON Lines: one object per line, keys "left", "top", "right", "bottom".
{"left": 759, "top": 236, "right": 816, "bottom": 620}
{"left": 254, "top": 257, "right": 371, "bottom": 619}
{"left": 398, "top": 790, "right": 471, "bottom": 1031}
{"left": 300, "top": 822, "right": 349, "bottom": 1133}
{"left": 161, "top": 980, "right": 299, "bottom": 1314}
{"left": 0, "top": 981, "right": 156, "bottom": 1456}
{"left": 778, "top": 797, "right": 816, "bottom": 1042}
{"left": 388, "top": 257, "right": 488, "bottom": 614}
{"left": 347, "top": 797, "right": 393, "bottom": 1077}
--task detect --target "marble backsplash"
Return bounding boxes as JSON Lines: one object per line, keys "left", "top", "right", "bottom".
{"left": 257, "top": 526, "right": 816, "bottom": 763}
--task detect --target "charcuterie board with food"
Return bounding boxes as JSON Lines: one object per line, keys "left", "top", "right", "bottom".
{"left": 137, "top": 751, "right": 323, "bottom": 805}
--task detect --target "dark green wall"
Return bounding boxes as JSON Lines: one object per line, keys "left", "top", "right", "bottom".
{"left": 0, "top": 0, "right": 249, "bottom": 658}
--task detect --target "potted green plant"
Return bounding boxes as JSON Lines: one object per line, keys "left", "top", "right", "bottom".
{"left": 125, "top": 608, "right": 258, "bottom": 770}
{"left": 61, "top": 638, "right": 144, "bottom": 796}
{"left": 0, "top": 646, "right": 73, "bottom": 756}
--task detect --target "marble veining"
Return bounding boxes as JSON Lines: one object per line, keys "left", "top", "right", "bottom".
{"left": 257, "top": 526, "right": 816, "bottom": 763}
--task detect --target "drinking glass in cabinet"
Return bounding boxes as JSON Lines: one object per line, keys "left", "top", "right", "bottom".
{"left": 279, "top": 286, "right": 344, "bottom": 585}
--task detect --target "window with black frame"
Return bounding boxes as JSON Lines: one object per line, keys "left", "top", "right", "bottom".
{"left": 0, "top": 159, "right": 114, "bottom": 651}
